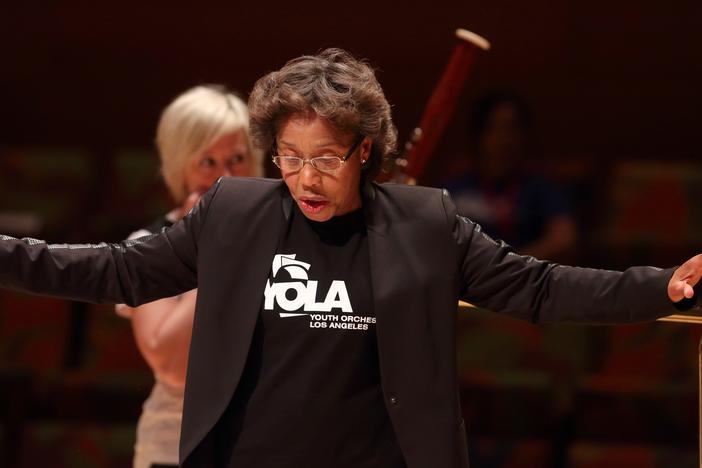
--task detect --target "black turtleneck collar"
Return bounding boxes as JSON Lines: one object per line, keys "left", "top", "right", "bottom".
{"left": 294, "top": 204, "right": 365, "bottom": 246}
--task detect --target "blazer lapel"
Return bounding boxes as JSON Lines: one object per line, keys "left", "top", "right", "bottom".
{"left": 364, "top": 183, "right": 405, "bottom": 343}
{"left": 181, "top": 181, "right": 293, "bottom": 463}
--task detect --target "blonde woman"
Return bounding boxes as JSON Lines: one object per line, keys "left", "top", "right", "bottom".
{"left": 117, "top": 85, "right": 263, "bottom": 468}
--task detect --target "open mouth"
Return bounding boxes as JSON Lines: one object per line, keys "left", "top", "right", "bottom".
{"left": 299, "top": 198, "right": 328, "bottom": 214}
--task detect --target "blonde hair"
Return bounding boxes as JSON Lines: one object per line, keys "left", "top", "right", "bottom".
{"left": 156, "top": 85, "right": 264, "bottom": 202}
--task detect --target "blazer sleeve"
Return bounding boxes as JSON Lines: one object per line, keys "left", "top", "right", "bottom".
{"left": 0, "top": 178, "right": 222, "bottom": 307}
{"left": 442, "top": 189, "right": 686, "bottom": 324}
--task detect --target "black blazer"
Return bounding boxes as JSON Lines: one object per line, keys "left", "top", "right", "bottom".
{"left": 0, "top": 177, "right": 681, "bottom": 468}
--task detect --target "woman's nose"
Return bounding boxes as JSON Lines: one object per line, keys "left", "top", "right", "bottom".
{"left": 298, "top": 161, "right": 320, "bottom": 187}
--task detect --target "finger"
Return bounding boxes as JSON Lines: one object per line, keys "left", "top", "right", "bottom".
{"left": 684, "top": 282, "right": 695, "bottom": 299}
{"left": 183, "top": 192, "right": 200, "bottom": 210}
{"left": 669, "top": 280, "right": 689, "bottom": 302}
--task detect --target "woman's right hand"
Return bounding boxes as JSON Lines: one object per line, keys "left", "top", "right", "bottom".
{"left": 177, "top": 192, "right": 201, "bottom": 220}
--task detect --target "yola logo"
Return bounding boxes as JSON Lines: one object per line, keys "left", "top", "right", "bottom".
{"left": 264, "top": 254, "right": 353, "bottom": 317}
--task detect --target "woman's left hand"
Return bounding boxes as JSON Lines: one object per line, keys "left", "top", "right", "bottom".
{"left": 668, "top": 254, "right": 702, "bottom": 302}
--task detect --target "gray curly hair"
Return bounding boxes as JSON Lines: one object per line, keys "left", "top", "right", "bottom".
{"left": 248, "top": 48, "right": 397, "bottom": 181}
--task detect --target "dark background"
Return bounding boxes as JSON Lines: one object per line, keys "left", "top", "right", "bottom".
{"left": 1, "top": 1, "right": 701, "bottom": 467}
{"left": 2, "top": 1, "right": 700, "bottom": 162}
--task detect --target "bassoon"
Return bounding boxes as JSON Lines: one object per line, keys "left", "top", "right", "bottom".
{"left": 388, "top": 29, "right": 490, "bottom": 184}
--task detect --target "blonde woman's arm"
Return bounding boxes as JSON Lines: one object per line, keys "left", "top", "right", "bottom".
{"left": 121, "top": 289, "right": 197, "bottom": 388}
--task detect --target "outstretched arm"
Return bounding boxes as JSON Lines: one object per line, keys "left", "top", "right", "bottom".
{"left": 445, "top": 190, "right": 695, "bottom": 323}
{"left": 0, "top": 179, "right": 221, "bottom": 306}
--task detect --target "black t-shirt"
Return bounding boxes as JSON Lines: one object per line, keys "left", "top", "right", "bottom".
{"left": 213, "top": 205, "right": 406, "bottom": 468}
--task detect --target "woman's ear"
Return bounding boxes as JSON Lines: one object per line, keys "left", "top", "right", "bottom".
{"left": 360, "top": 137, "right": 372, "bottom": 163}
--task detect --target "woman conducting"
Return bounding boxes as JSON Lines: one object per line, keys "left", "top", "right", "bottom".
{"left": 0, "top": 49, "right": 700, "bottom": 468}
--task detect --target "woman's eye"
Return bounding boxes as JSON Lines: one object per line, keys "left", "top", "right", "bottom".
{"left": 199, "top": 157, "right": 216, "bottom": 168}
{"left": 229, "top": 154, "right": 247, "bottom": 165}
{"left": 277, "top": 149, "right": 295, "bottom": 157}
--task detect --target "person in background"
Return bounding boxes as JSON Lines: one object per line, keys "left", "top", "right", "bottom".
{"left": 116, "top": 85, "right": 264, "bottom": 468}
{"left": 443, "top": 92, "right": 577, "bottom": 261}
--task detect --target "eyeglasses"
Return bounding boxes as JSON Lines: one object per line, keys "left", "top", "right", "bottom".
{"left": 272, "top": 135, "right": 364, "bottom": 174}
